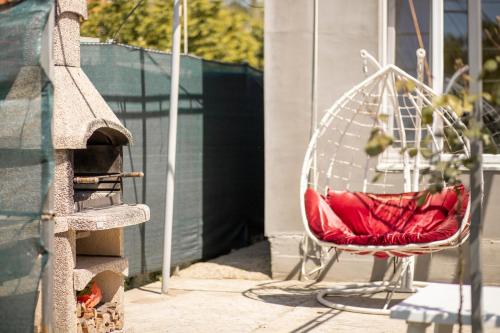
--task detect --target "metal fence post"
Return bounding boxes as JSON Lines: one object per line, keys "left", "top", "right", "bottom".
{"left": 162, "top": 0, "right": 182, "bottom": 294}
{"left": 468, "top": 0, "right": 484, "bottom": 332}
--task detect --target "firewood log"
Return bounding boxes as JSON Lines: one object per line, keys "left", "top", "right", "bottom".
{"left": 77, "top": 322, "right": 84, "bottom": 333}
{"left": 95, "top": 317, "right": 103, "bottom": 329}
{"left": 76, "top": 303, "right": 83, "bottom": 318}
{"left": 114, "top": 318, "right": 123, "bottom": 330}
{"left": 102, "top": 312, "right": 111, "bottom": 325}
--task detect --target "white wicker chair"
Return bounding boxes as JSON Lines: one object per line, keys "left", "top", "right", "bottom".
{"left": 300, "top": 50, "right": 471, "bottom": 315}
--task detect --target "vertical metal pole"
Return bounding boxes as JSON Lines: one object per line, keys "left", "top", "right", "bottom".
{"left": 162, "top": 0, "right": 181, "bottom": 294}
{"left": 378, "top": 0, "right": 388, "bottom": 66}
{"left": 41, "top": 5, "right": 54, "bottom": 332}
{"left": 412, "top": 48, "right": 426, "bottom": 191}
{"left": 431, "top": 0, "right": 445, "bottom": 154}
{"left": 468, "top": 0, "right": 484, "bottom": 331}
{"left": 311, "top": 0, "right": 318, "bottom": 130}
{"left": 41, "top": 212, "right": 54, "bottom": 333}
{"left": 431, "top": 0, "right": 444, "bottom": 94}
{"left": 310, "top": 0, "right": 318, "bottom": 188}
{"left": 183, "top": 0, "right": 188, "bottom": 54}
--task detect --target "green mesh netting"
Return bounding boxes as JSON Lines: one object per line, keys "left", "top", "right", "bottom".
{"left": 81, "top": 43, "right": 264, "bottom": 276}
{"left": 0, "top": 1, "right": 54, "bottom": 332}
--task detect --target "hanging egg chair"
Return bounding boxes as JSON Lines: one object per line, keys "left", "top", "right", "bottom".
{"left": 300, "top": 50, "right": 471, "bottom": 315}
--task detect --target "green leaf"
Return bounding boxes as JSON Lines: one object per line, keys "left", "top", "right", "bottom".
{"left": 378, "top": 114, "right": 389, "bottom": 123}
{"left": 484, "top": 142, "right": 499, "bottom": 154}
{"left": 421, "top": 134, "right": 433, "bottom": 146}
{"left": 462, "top": 157, "right": 476, "bottom": 169}
{"left": 447, "top": 95, "right": 464, "bottom": 117}
{"left": 371, "top": 172, "right": 383, "bottom": 183}
{"left": 444, "top": 126, "right": 464, "bottom": 152}
{"left": 421, "top": 106, "right": 434, "bottom": 125}
{"left": 432, "top": 95, "right": 447, "bottom": 107}
{"left": 408, "top": 148, "right": 418, "bottom": 157}
{"left": 395, "top": 79, "right": 415, "bottom": 92}
{"left": 464, "top": 120, "right": 482, "bottom": 140}
{"left": 481, "top": 127, "right": 498, "bottom": 154}
{"left": 406, "top": 80, "right": 416, "bottom": 91}
{"left": 443, "top": 166, "right": 460, "bottom": 181}
{"left": 484, "top": 59, "right": 498, "bottom": 72}
{"left": 483, "top": 92, "right": 493, "bottom": 102}
{"left": 416, "top": 192, "right": 428, "bottom": 206}
{"left": 428, "top": 183, "right": 443, "bottom": 194}
{"left": 433, "top": 94, "right": 469, "bottom": 117}
{"left": 420, "top": 147, "right": 433, "bottom": 159}
{"left": 463, "top": 93, "right": 477, "bottom": 113}
{"left": 435, "top": 161, "right": 448, "bottom": 173}
{"left": 420, "top": 167, "right": 431, "bottom": 175}
{"left": 365, "top": 128, "right": 394, "bottom": 157}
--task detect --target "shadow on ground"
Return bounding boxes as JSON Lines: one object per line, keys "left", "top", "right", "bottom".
{"left": 242, "top": 280, "right": 407, "bottom": 310}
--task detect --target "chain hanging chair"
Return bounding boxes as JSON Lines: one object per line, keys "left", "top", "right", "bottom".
{"left": 300, "top": 49, "right": 471, "bottom": 315}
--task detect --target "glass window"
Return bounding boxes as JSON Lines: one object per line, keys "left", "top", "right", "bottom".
{"left": 444, "top": 0, "right": 500, "bottom": 151}
{"left": 390, "top": 1, "right": 432, "bottom": 150}
{"left": 395, "top": 0, "right": 432, "bottom": 79}
{"left": 392, "top": 0, "right": 500, "bottom": 153}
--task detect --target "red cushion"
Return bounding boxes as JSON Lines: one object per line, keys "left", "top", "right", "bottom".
{"left": 325, "top": 191, "right": 418, "bottom": 236}
{"left": 305, "top": 185, "right": 468, "bottom": 248}
{"left": 304, "top": 188, "right": 355, "bottom": 241}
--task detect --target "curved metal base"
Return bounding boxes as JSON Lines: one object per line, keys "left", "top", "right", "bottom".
{"left": 316, "top": 281, "right": 428, "bottom": 315}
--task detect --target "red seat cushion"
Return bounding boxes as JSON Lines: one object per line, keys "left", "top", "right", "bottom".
{"left": 304, "top": 188, "right": 355, "bottom": 241}
{"left": 304, "top": 185, "right": 468, "bottom": 248}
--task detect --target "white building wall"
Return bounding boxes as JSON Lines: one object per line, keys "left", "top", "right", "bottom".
{"left": 264, "top": 0, "right": 500, "bottom": 283}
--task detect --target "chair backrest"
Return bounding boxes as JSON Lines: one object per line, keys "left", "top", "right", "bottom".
{"left": 301, "top": 64, "right": 470, "bottom": 195}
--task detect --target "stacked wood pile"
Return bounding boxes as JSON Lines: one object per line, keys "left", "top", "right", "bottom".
{"left": 76, "top": 302, "right": 123, "bottom": 333}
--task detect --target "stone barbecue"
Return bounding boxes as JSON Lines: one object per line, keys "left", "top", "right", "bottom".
{"left": 51, "top": 1, "right": 150, "bottom": 332}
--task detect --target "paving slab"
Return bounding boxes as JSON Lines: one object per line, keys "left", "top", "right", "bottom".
{"left": 124, "top": 241, "right": 500, "bottom": 332}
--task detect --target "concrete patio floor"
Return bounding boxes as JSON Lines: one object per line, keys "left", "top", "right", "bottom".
{"left": 123, "top": 242, "right": 499, "bottom": 333}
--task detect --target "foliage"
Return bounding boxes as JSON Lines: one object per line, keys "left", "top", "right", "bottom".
{"left": 367, "top": 70, "right": 497, "bottom": 190}
{"left": 365, "top": 128, "right": 393, "bottom": 157}
{"left": 365, "top": 58, "right": 499, "bottom": 194}
{"left": 81, "top": 0, "right": 263, "bottom": 69}
{"left": 364, "top": 13, "right": 500, "bottom": 196}
{"left": 444, "top": 16, "right": 500, "bottom": 105}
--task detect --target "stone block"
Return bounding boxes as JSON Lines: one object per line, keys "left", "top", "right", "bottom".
{"left": 54, "top": 150, "right": 74, "bottom": 218}
{"left": 74, "top": 256, "right": 128, "bottom": 291}
{"left": 53, "top": 231, "right": 77, "bottom": 333}
{"left": 52, "top": 66, "right": 132, "bottom": 149}
{"left": 76, "top": 229, "right": 124, "bottom": 257}
{"left": 56, "top": 0, "right": 88, "bottom": 20}
{"left": 56, "top": 204, "right": 150, "bottom": 231}
{"left": 94, "top": 271, "right": 124, "bottom": 305}
{"left": 53, "top": 12, "right": 80, "bottom": 67}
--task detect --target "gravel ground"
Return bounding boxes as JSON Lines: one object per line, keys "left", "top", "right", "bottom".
{"left": 176, "top": 241, "right": 271, "bottom": 280}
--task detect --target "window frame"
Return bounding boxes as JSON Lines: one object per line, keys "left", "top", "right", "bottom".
{"left": 378, "top": 0, "right": 500, "bottom": 170}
